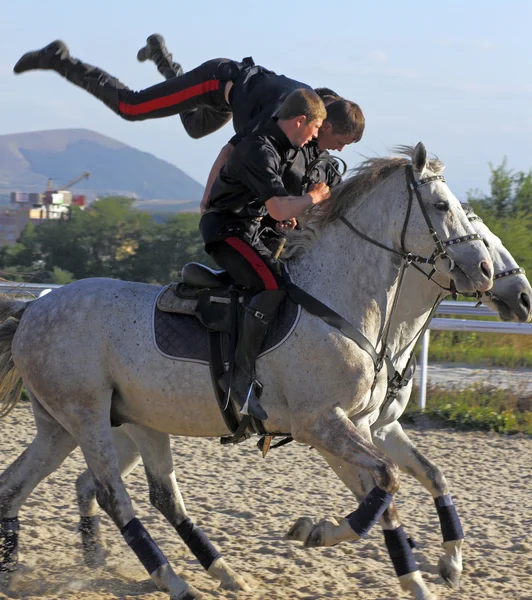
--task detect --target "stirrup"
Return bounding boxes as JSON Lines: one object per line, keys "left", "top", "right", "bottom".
{"left": 239, "top": 380, "right": 267, "bottom": 420}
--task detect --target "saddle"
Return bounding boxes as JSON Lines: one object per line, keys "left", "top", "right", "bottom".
{"left": 157, "top": 263, "right": 244, "bottom": 333}
{"left": 155, "top": 262, "right": 297, "bottom": 449}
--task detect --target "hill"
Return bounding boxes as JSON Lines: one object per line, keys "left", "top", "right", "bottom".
{"left": 0, "top": 128, "right": 203, "bottom": 210}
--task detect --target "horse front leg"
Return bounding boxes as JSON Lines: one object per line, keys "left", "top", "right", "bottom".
{"left": 285, "top": 434, "right": 436, "bottom": 600}
{"left": 372, "top": 419, "right": 464, "bottom": 589}
{"left": 125, "top": 424, "right": 250, "bottom": 593}
{"left": 323, "top": 451, "right": 436, "bottom": 600}
{"left": 291, "top": 411, "right": 400, "bottom": 545}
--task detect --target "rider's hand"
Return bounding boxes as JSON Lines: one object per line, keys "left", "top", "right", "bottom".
{"left": 308, "top": 182, "right": 331, "bottom": 205}
{"left": 275, "top": 218, "right": 297, "bottom": 232}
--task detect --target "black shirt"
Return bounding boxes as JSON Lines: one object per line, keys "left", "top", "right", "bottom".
{"left": 283, "top": 141, "right": 343, "bottom": 195}
{"left": 229, "top": 62, "right": 312, "bottom": 146}
{"left": 200, "top": 119, "right": 299, "bottom": 245}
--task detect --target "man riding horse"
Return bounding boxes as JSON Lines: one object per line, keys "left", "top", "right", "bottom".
{"left": 13, "top": 37, "right": 363, "bottom": 420}
{"left": 200, "top": 89, "right": 331, "bottom": 420}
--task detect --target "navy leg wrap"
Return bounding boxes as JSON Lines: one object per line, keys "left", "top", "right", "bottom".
{"left": 346, "top": 486, "right": 393, "bottom": 538}
{"left": 0, "top": 518, "right": 19, "bottom": 573}
{"left": 435, "top": 495, "right": 464, "bottom": 542}
{"left": 176, "top": 518, "right": 221, "bottom": 571}
{"left": 384, "top": 526, "right": 418, "bottom": 577}
{"left": 121, "top": 518, "right": 168, "bottom": 575}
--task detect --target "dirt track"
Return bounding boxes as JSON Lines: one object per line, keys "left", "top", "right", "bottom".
{"left": 415, "top": 362, "right": 532, "bottom": 395}
{"left": 0, "top": 402, "right": 531, "bottom": 599}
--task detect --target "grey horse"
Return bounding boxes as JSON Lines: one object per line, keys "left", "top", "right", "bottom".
{"left": 69, "top": 204, "right": 530, "bottom": 600}
{"left": 0, "top": 144, "right": 494, "bottom": 600}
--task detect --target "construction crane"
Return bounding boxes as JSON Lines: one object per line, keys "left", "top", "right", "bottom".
{"left": 34, "top": 171, "right": 91, "bottom": 215}
{"left": 46, "top": 171, "right": 90, "bottom": 193}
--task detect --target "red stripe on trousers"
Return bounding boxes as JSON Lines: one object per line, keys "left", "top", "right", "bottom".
{"left": 225, "top": 237, "right": 279, "bottom": 290}
{"left": 119, "top": 79, "right": 221, "bottom": 117}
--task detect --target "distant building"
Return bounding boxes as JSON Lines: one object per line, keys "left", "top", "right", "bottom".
{"left": 0, "top": 190, "right": 86, "bottom": 246}
{"left": 0, "top": 209, "right": 34, "bottom": 246}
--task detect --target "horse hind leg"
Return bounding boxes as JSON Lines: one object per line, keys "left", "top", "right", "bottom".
{"left": 372, "top": 420, "right": 464, "bottom": 589}
{"left": 125, "top": 424, "right": 250, "bottom": 593}
{"left": 49, "top": 390, "right": 202, "bottom": 600}
{"left": 0, "top": 394, "right": 78, "bottom": 589}
{"left": 75, "top": 426, "right": 142, "bottom": 568}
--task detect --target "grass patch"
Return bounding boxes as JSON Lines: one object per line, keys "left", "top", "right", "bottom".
{"left": 402, "top": 384, "right": 532, "bottom": 435}
{"left": 427, "top": 330, "right": 532, "bottom": 368}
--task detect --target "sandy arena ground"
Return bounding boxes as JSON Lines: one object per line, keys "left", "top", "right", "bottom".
{"left": 0, "top": 402, "right": 530, "bottom": 600}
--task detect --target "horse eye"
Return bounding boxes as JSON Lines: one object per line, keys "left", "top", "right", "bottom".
{"left": 435, "top": 201, "right": 449, "bottom": 211}
{"left": 484, "top": 240, "right": 490, "bottom": 249}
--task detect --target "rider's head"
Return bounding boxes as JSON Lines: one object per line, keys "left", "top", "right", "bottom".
{"left": 314, "top": 87, "right": 342, "bottom": 105}
{"left": 277, "top": 89, "right": 327, "bottom": 147}
{"left": 317, "top": 100, "right": 365, "bottom": 152}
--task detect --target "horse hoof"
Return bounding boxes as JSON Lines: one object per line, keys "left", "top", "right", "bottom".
{"left": 208, "top": 557, "right": 251, "bottom": 591}
{"left": 285, "top": 517, "right": 314, "bottom": 542}
{"left": 172, "top": 586, "right": 204, "bottom": 600}
{"left": 304, "top": 524, "right": 324, "bottom": 548}
{"left": 219, "top": 577, "right": 250, "bottom": 592}
{"left": 438, "top": 556, "right": 461, "bottom": 589}
{"left": 305, "top": 517, "right": 340, "bottom": 548}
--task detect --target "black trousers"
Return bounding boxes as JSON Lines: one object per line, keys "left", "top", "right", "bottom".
{"left": 114, "top": 58, "right": 234, "bottom": 126}
{"left": 206, "top": 238, "right": 284, "bottom": 295}
{"left": 154, "top": 60, "right": 232, "bottom": 139}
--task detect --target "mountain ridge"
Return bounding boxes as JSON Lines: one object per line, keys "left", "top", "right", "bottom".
{"left": 0, "top": 128, "right": 203, "bottom": 210}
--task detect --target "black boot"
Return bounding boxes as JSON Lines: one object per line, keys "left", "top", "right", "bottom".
{"left": 13, "top": 40, "right": 69, "bottom": 74}
{"left": 222, "top": 290, "right": 286, "bottom": 421}
{"left": 137, "top": 34, "right": 183, "bottom": 80}
{"left": 13, "top": 39, "right": 126, "bottom": 114}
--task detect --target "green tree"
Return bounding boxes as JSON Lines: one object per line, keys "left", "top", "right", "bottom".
{"left": 468, "top": 158, "right": 532, "bottom": 217}
{"left": 126, "top": 213, "right": 213, "bottom": 284}
{"left": 467, "top": 159, "right": 531, "bottom": 272}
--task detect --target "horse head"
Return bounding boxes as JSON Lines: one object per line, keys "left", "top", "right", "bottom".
{"left": 463, "top": 207, "right": 531, "bottom": 322}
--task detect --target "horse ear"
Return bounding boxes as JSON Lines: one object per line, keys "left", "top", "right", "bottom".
{"left": 412, "top": 142, "right": 427, "bottom": 173}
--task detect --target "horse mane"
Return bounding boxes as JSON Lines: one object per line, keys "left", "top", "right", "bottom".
{"left": 284, "top": 145, "right": 445, "bottom": 258}
{"left": 461, "top": 203, "right": 476, "bottom": 218}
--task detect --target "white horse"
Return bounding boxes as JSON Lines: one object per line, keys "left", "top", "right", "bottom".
{"left": 285, "top": 203, "right": 531, "bottom": 593}
{"left": 70, "top": 204, "right": 531, "bottom": 599}
{"left": 0, "top": 144, "right": 494, "bottom": 600}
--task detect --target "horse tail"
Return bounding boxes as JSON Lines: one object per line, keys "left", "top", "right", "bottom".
{"left": 0, "top": 295, "right": 30, "bottom": 419}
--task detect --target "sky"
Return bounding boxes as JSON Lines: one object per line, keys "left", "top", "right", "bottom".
{"left": 1, "top": 0, "right": 531, "bottom": 200}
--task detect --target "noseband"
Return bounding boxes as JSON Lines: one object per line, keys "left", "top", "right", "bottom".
{"left": 466, "top": 213, "right": 526, "bottom": 281}
{"left": 339, "top": 165, "right": 484, "bottom": 274}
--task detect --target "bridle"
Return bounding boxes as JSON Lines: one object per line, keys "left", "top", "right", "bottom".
{"left": 465, "top": 213, "right": 526, "bottom": 282}
{"left": 295, "top": 160, "right": 487, "bottom": 407}
{"left": 294, "top": 159, "right": 525, "bottom": 416}
{"left": 305, "top": 157, "right": 484, "bottom": 272}
{"left": 340, "top": 165, "right": 484, "bottom": 272}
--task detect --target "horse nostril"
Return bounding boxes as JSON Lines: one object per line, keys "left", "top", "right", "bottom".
{"left": 480, "top": 260, "right": 492, "bottom": 280}
{"left": 520, "top": 292, "right": 531, "bottom": 312}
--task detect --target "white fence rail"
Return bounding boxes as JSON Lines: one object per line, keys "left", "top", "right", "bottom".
{"left": 419, "top": 303, "right": 532, "bottom": 410}
{"left": 1, "top": 284, "right": 530, "bottom": 410}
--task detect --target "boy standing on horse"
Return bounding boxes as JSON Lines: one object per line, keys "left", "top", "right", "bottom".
{"left": 200, "top": 89, "right": 331, "bottom": 420}
{"left": 13, "top": 35, "right": 364, "bottom": 206}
